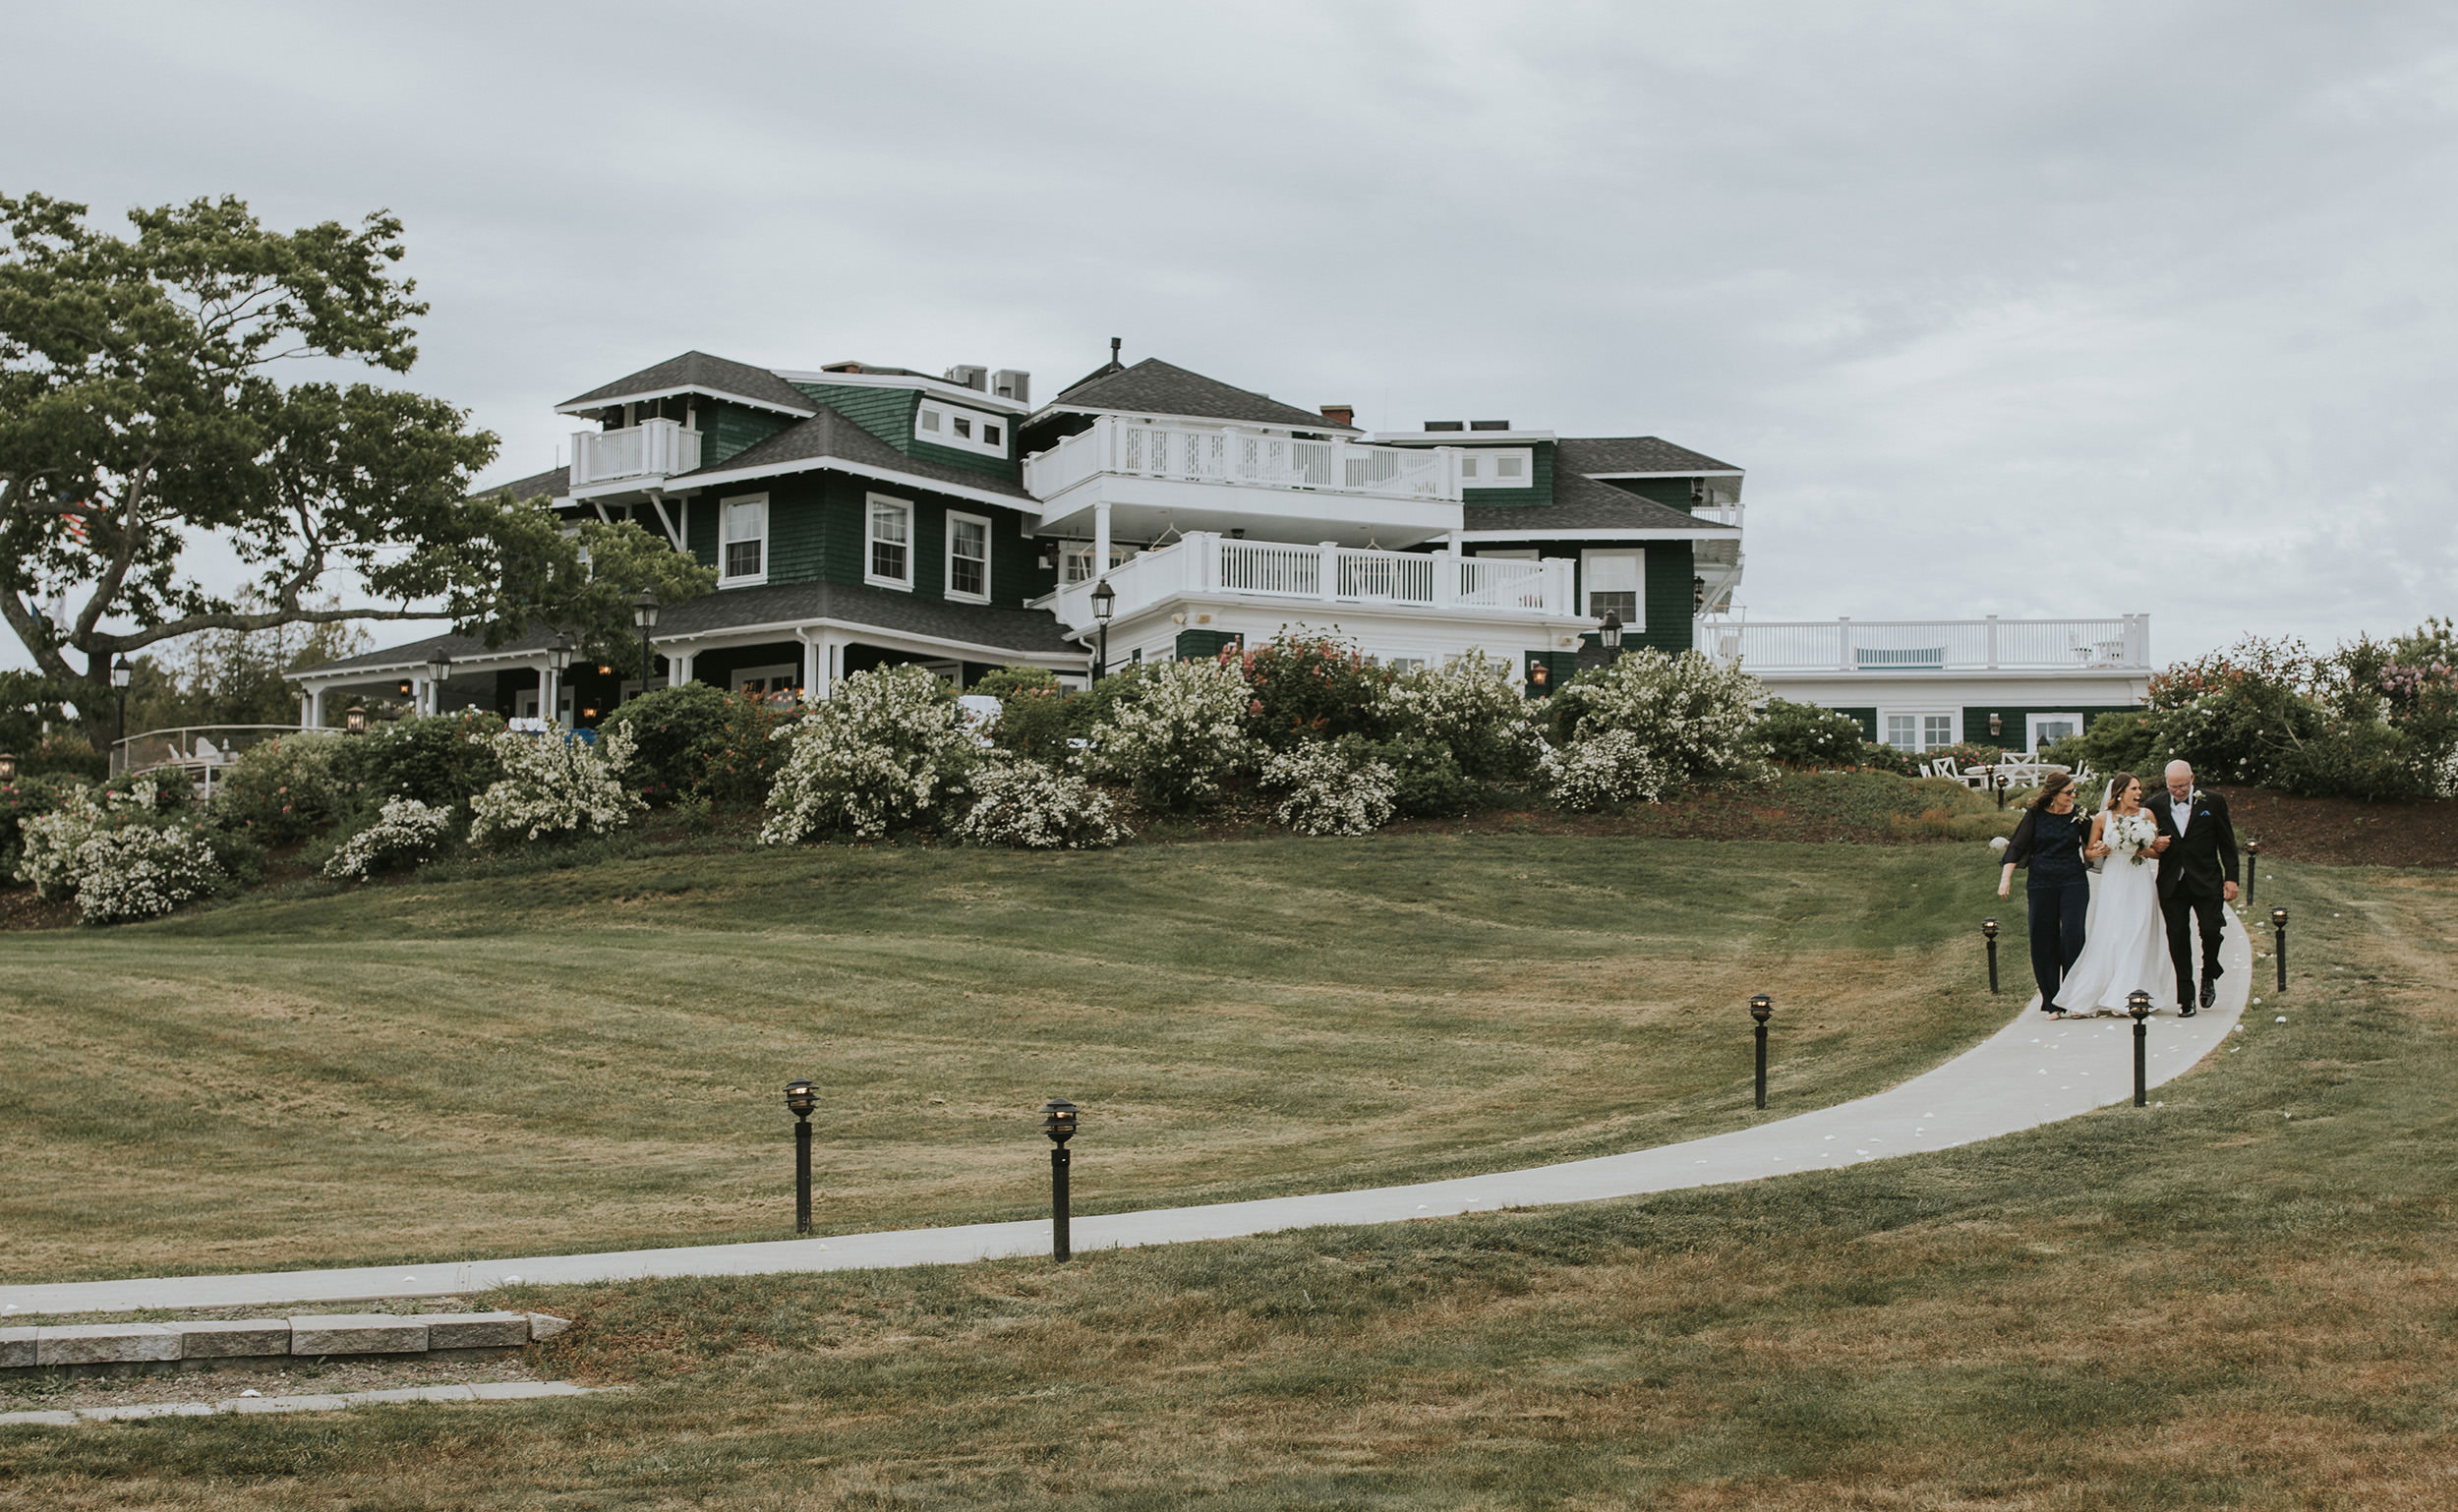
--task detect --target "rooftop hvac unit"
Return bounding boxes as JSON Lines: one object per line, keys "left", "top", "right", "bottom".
{"left": 945, "top": 365, "right": 989, "bottom": 391}
{"left": 992, "top": 369, "right": 1030, "bottom": 404}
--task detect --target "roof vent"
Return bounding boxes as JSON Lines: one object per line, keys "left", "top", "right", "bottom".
{"left": 945, "top": 365, "right": 989, "bottom": 391}
{"left": 993, "top": 370, "right": 1030, "bottom": 404}
{"left": 1424, "top": 421, "right": 1465, "bottom": 432}
{"left": 1318, "top": 404, "right": 1355, "bottom": 428}
{"left": 1469, "top": 420, "right": 1511, "bottom": 432}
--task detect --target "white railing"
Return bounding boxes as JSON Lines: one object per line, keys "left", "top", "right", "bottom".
{"left": 1051, "top": 532, "right": 1573, "bottom": 630}
{"left": 1024, "top": 416, "right": 1462, "bottom": 503}
{"left": 570, "top": 419, "right": 703, "bottom": 488}
{"left": 1697, "top": 614, "right": 2151, "bottom": 672}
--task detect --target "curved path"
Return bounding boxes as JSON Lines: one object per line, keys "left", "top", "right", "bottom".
{"left": 1, "top": 908, "right": 2256, "bottom": 1318}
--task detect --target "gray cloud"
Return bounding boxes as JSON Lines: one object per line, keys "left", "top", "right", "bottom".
{"left": 5, "top": 0, "right": 2453, "bottom": 669}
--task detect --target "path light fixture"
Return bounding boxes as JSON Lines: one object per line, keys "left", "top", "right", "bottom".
{"left": 1983, "top": 917, "right": 2000, "bottom": 994}
{"left": 424, "top": 649, "right": 452, "bottom": 717}
{"left": 1749, "top": 993, "right": 1774, "bottom": 1110}
{"left": 2128, "top": 990, "right": 2152, "bottom": 1106}
{"left": 110, "top": 653, "right": 133, "bottom": 765}
{"left": 2271, "top": 906, "right": 2289, "bottom": 991}
{"left": 1040, "top": 1097, "right": 1080, "bottom": 1261}
{"left": 344, "top": 704, "right": 367, "bottom": 735}
{"left": 1993, "top": 768, "right": 2009, "bottom": 809}
{"left": 2245, "top": 838, "right": 2259, "bottom": 903}
{"left": 784, "top": 1078, "right": 817, "bottom": 1234}
{"left": 632, "top": 589, "right": 661, "bottom": 703}
{"left": 1088, "top": 578, "right": 1115, "bottom": 681}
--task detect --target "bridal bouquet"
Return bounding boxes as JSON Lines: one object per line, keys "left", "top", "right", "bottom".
{"left": 2105, "top": 811, "right": 2159, "bottom": 865}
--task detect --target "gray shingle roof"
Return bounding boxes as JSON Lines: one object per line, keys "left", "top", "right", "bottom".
{"left": 559, "top": 352, "right": 821, "bottom": 416}
{"left": 1050, "top": 358, "right": 1357, "bottom": 433}
{"left": 475, "top": 464, "right": 570, "bottom": 501}
{"left": 292, "top": 582, "right": 1080, "bottom": 678}
{"left": 1464, "top": 472, "right": 1735, "bottom": 535}
{"left": 1555, "top": 436, "right": 1740, "bottom": 475}
{"left": 680, "top": 406, "right": 1033, "bottom": 500}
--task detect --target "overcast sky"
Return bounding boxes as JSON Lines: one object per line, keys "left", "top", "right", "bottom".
{"left": 7, "top": 0, "right": 2455, "bottom": 670}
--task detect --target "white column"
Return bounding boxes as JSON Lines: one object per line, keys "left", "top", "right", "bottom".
{"left": 308, "top": 686, "right": 325, "bottom": 728}
{"left": 1838, "top": 616, "right": 1853, "bottom": 672}
{"left": 671, "top": 650, "right": 695, "bottom": 686}
{"left": 1986, "top": 613, "right": 2000, "bottom": 670}
{"left": 1318, "top": 541, "right": 1339, "bottom": 602}
{"left": 800, "top": 633, "right": 821, "bottom": 700}
{"left": 411, "top": 676, "right": 431, "bottom": 717}
{"left": 1092, "top": 501, "right": 1112, "bottom": 580}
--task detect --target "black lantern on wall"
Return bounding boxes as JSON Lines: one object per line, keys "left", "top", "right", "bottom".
{"left": 1088, "top": 579, "right": 1116, "bottom": 681}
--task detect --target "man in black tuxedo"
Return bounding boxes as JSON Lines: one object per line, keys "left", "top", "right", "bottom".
{"left": 2147, "top": 759, "right": 2239, "bottom": 1016}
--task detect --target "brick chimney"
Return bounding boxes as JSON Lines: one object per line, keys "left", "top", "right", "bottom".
{"left": 1319, "top": 404, "right": 1355, "bottom": 428}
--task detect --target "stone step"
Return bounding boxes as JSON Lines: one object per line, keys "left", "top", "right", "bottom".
{"left": 0, "top": 1311, "right": 561, "bottom": 1378}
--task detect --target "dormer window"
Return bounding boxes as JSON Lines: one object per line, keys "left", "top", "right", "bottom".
{"left": 917, "top": 400, "right": 1007, "bottom": 458}
{"left": 1459, "top": 448, "right": 1533, "bottom": 488}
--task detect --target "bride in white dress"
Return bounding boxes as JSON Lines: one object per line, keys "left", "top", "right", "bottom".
{"left": 2052, "top": 774, "right": 2178, "bottom": 1017}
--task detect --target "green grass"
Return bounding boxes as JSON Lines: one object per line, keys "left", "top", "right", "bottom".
{"left": 1, "top": 834, "right": 2007, "bottom": 1284}
{"left": 2, "top": 861, "right": 2449, "bottom": 1507}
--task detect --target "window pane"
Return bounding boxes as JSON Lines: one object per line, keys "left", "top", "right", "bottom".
{"left": 873, "top": 539, "right": 907, "bottom": 580}
{"left": 1460, "top": 456, "right": 1481, "bottom": 478}
{"left": 954, "top": 417, "right": 971, "bottom": 438}
{"left": 1886, "top": 716, "right": 1916, "bottom": 748}
{"left": 1588, "top": 590, "right": 1638, "bottom": 619}
{"left": 920, "top": 409, "right": 941, "bottom": 432}
{"left": 1496, "top": 455, "right": 1524, "bottom": 478}
{"left": 983, "top": 425, "right": 1001, "bottom": 447}
{"left": 951, "top": 518, "right": 988, "bottom": 597}
{"left": 870, "top": 503, "right": 907, "bottom": 543}
{"left": 1585, "top": 552, "right": 1642, "bottom": 592}
{"left": 870, "top": 501, "right": 909, "bottom": 582}
{"left": 1923, "top": 715, "right": 1954, "bottom": 749}
{"left": 726, "top": 538, "right": 761, "bottom": 578}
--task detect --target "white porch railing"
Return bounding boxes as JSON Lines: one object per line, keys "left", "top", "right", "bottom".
{"left": 570, "top": 419, "right": 703, "bottom": 488}
{"left": 1050, "top": 532, "right": 1574, "bottom": 631}
{"left": 1696, "top": 614, "right": 2151, "bottom": 672}
{"left": 1024, "top": 416, "right": 1462, "bottom": 504}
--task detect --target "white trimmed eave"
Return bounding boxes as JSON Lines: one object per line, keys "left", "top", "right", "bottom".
{"left": 773, "top": 370, "right": 1032, "bottom": 414}
{"left": 1578, "top": 469, "right": 1745, "bottom": 480}
{"left": 554, "top": 384, "right": 818, "bottom": 420}
{"left": 1368, "top": 431, "right": 1556, "bottom": 445}
{"left": 1088, "top": 590, "right": 1597, "bottom": 640}
{"left": 284, "top": 644, "right": 553, "bottom": 686}
{"left": 665, "top": 455, "right": 1036, "bottom": 513}
{"left": 1440, "top": 526, "right": 1740, "bottom": 543}
{"left": 658, "top": 614, "right": 1083, "bottom": 668}
{"left": 1024, "top": 402, "right": 1361, "bottom": 437}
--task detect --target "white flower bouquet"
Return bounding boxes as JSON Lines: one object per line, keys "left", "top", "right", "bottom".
{"left": 2105, "top": 810, "right": 2159, "bottom": 865}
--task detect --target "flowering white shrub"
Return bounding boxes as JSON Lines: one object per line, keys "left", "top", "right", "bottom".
{"left": 468, "top": 726, "right": 646, "bottom": 845}
{"left": 956, "top": 758, "right": 1131, "bottom": 849}
{"left": 1262, "top": 738, "right": 1397, "bottom": 836}
{"left": 1385, "top": 650, "right": 1541, "bottom": 781}
{"left": 1540, "top": 727, "right": 1674, "bottom": 812}
{"left": 324, "top": 797, "right": 454, "bottom": 881}
{"left": 17, "top": 780, "right": 220, "bottom": 924}
{"left": 1086, "top": 659, "right": 1254, "bottom": 811}
{"left": 1550, "top": 649, "right": 1767, "bottom": 792}
{"left": 762, "top": 664, "right": 980, "bottom": 843}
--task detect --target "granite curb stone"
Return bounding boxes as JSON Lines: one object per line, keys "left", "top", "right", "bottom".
{"left": 288, "top": 1315, "right": 428, "bottom": 1356}
{"left": 36, "top": 1323, "right": 179, "bottom": 1367}
{"left": 0, "top": 1379, "right": 607, "bottom": 1426}
{"left": 422, "top": 1312, "right": 530, "bottom": 1350}
{"left": 179, "top": 1320, "right": 293, "bottom": 1359}
{"left": 0, "top": 1328, "right": 32, "bottom": 1369}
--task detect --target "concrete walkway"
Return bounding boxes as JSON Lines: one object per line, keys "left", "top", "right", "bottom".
{"left": 0, "top": 908, "right": 2257, "bottom": 1318}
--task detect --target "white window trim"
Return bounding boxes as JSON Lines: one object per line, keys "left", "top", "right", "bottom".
{"left": 1459, "top": 447, "right": 1535, "bottom": 489}
{"left": 2026, "top": 712, "right": 2084, "bottom": 754}
{"left": 718, "top": 492, "right": 769, "bottom": 587}
{"left": 1879, "top": 708, "right": 1961, "bottom": 752}
{"left": 915, "top": 400, "right": 1008, "bottom": 459}
{"left": 865, "top": 493, "right": 913, "bottom": 591}
{"left": 1580, "top": 547, "right": 1645, "bottom": 629}
{"left": 944, "top": 509, "right": 993, "bottom": 604}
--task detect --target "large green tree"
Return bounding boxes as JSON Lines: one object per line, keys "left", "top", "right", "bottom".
{"left": 0, "top": 193, "right": 706, "bottom": 752}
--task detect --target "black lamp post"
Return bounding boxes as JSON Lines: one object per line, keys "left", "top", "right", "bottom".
{"left": 109, "top": 653, "right": 133, "bottom": 770}
{"left": 2128, "top": 990, "right": 2152, "bottom": 1106}
{"left": 632, "top": 590, "right": 661, "bottom": 701}
{"left": 1992, "top": 768, "right": 2009, "bottom": 809}
{"left": 424, "top": 649, "right": 452, "bottom": 718}
{"left": 2271, "top": 906, "right": 2289, "bottom": 991}
{"left": 344, "top": 704, "right": 367, "bottom": 735}
{"left": 546, "top": 631, "right": 575, "bottom": 726}
{"left": 1599, "top": 610, "right": 1623, "bottom": 661}
{"left": 1748, "top": 993, "right": 1774, "bottom": 1110}
{"left": 2245, "top": 838, "right": 2259, "bottom": 904}
{"left": 1088, "top": 579, "right": 1115, "bottom": 681}
{"left": 1040, "top": 1097, "right": 1079, "bottom": 1261}
{"left": 1982, "top": 917, "right": 2000, "bottom": 994}
{"left": 784, "top": 1078, "right": 817, "bottom": 1234}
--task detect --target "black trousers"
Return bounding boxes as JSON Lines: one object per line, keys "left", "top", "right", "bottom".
{"left": 2027, "top": 875, "right": 2090, "bottom": 1008}
{"left": 2162, "top": 888, "right": 2226, "bottom": 1001}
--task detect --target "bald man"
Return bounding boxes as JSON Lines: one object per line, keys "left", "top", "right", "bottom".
{"left": 2146, "top": 759, "right": 2239, "bottom": 1014}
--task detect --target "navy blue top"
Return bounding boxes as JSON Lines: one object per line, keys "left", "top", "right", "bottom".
{"left": 2023, "top": 810, "right": 2089, "bottom": 884}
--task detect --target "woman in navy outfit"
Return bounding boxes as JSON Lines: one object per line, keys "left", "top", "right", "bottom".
{"left": 1996, "top": 772, "right": 2095, "bottom": 1014}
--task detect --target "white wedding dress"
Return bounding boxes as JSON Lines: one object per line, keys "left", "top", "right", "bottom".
{"left": 2055, "top": 804, "right": 2178, "bottom": 1014}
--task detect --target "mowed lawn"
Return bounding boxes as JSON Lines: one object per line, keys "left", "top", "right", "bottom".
{"left": 4, "top": 862, "right": 2448, "bottom": 1509}
{"left": 2, "top": 835, "right": 2005, "bottom": 1282}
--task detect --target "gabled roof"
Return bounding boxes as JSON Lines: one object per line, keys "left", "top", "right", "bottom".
{"left": 676, "top": 404, "right": 1033, "bottom": 501}
{"left": 475, "top": 465, "right": 570, "bottom": 502}
{"left": 1461, "top": 471, "right": 1738, "bottom": 535}
{"left": 557, "top": 352, "right": 822, "bottom": 418}
{"left": 1047, "top": 358, "right": 1357, "bottom": 434}
{"left": 1555, "top": 436, "right": 1741, "bottom": 476}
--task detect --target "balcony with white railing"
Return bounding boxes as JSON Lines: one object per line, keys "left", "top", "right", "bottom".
{"left": 1696, "top": 614, "right": 2151, "bottom": 673}
{"left": 1048, "top": 531, "right": 1576, "bottom": 633}
{"left": 569, "top": 419, "right": 703, "bottom": 491}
